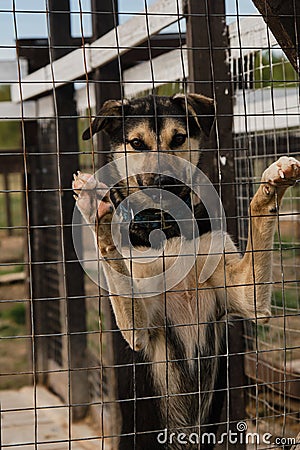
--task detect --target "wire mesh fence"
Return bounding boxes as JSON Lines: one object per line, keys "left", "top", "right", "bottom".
{"left": 0, "top": 1, "right": 299, "bottom": 449}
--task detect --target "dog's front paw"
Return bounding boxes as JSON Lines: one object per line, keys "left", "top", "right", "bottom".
{"left": 73, "top": 171, "right": 112, "bottom": 224}
{"left": 262, "top": 156, "right": 300, "bottom": 188}
{"left": 73, "top": 171, "right": 116, "bottom": 256}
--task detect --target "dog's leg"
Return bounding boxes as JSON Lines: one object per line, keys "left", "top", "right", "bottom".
{"left": 218, "top": 156, "right": 300, "bottom": 320}
{"left": 73, "top": 172, "right": 151, "bottom": 351}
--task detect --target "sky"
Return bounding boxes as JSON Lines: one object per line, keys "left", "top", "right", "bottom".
{"left": 0, "top": 0, "right": 258, "bottom": 61}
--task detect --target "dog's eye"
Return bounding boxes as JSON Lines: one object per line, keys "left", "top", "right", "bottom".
{"left": 129, "top": 138, "right": 147, "bottom": 151}
{"left": 171, "top": 133, "right": 187, "bottom": 147}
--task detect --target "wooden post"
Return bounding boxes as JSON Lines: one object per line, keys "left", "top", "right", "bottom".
{"left": 91, "top": 0, "right": 121, "bottom": 168}
{"left": 22, "top": 13, "right": 88, "bottom": 421}
{"left": 19, "top": 38, "right": 51, "bottom": 385}
{"left": 47, "top": 0, "right": 88, "bottom": 421}
{"left": 186, "top": 1, "right": 246, "bottom": 447}
{"left": 186, "top": 0, "right": 237, "bottom": 238}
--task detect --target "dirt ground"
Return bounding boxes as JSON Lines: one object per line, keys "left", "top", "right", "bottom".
{"left": 0, "top": 233, "right": 299, "bottom": 438}
{"left": 0, "top": 281, "right": 31, "bottom": 389}
{"left": 0, "top": 234, "right": 29, "bottom": 389}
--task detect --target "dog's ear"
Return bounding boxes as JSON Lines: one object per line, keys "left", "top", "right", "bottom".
{"left": 82, "top": 99, "right": 130, "bottom": 140}
{"left": 173, "top": 93, "right": 215, "bottom": 137}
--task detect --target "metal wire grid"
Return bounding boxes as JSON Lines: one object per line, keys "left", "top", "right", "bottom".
{"left": 0, "top": 1, "right": 299, "bottom": 449}
{"left": 232, "top": 9, "right": 300, "bottom": 442}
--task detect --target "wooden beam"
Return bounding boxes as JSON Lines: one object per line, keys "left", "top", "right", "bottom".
{"left": 123, "top": 46, "right": 188, "bottom": 97}
{"left": 0, "top": 60, "right": 28, "bottom": 83}
{"left": 121, "top": 33, "right": 186, "bottom": 70}
{"left": 229, "top": 16, "right": 277, "bottom": 59}
{"left": 0, "top": 101, "right": 35, "bottom": 119}
{"left": 91, "top": 0, "right": 121, "bottom": 168}
{"left": 251, "top": 0, "right": 300, "bottom": 73}
{"left": 186, "top": 0, "right": 238, "bottom": 238}
{"left": 11, "top": 0, "right": 183, "bottom": 102}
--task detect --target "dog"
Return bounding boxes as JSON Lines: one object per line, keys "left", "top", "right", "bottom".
{"left": 73, "top": 94, "right": 300, "bottom": 449}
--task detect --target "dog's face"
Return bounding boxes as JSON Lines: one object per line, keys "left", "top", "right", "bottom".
{"left": 82, "top": 94, "right": 214, "bottom": 246}
{"left": 82, "top": 94, "right": 215, "bottom": 197}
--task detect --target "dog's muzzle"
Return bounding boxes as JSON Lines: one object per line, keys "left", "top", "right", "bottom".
{"left": 136, "top": 174, "right": 189, "bottom": 199}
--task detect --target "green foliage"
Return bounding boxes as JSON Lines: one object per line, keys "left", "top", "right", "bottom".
{"left": 0, "top": 264, "right": 24, "bottom": 276}
{"left": 0, "top": 121, "right": 21, "bottom": 149}
{"left": 0, "top": 86, "right": 21, "bottom": 149}
{"left": 272, "top": 289, "right": 299, "bottom": 310}
{"left": 0, "top": 303, "right": 26, "bottom": 338}
{"left": 136, "top": 81, "right": 185, "bottom": 98}
{"left": 254, "top": 50, "right": 298, "bottom": 89}
{"left": 0, "top": 191, "right": 24, "bottom": 230}
{"left": 0, "top": 303, "right": 26, "bottom": 325}
{"left": 0, "top": 85, "right": 11, "bottom": 101}
{"left": 256, "top": 323, "right": 270, "bottom": 340}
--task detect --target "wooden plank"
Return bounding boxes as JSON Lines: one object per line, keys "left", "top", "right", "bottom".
{"left": 5, "top": 64, "right": 300, "bottom": 127}
{"left": 0, "top": 59, "right": 28, "bottom": 83}
{"left": 75, "top": 84, "right": 96, "bottom": 113}
{"left": 124, "top": 46, "right": 188, "bottom": 97}
{"left": 36, "top": 95, "right": 54, "bottom": 118}
{"left": 11, "top": 0, "right": 183, "bottom": 102}
{"left": 0, "top": 272, "right": 25, "bottom": 284}
{"left": 89, "top": 0, "right": 183, "bottom": 70}
{"left": 251, "top": 0, "right": 300, "bottom": 73}
{"left": 234, "top": 87, "right": 300, "bottom": 134}
{"left": 229, "top": 15, "right": 277, "bottom": 58}
{"left": 0, "top": 101, "right": 36, "bottom": 119}
{"left": 11, "top": 48, "right": 91, "bottom": 102}
{"left": 121, "top": 33, "right": 186, "bottom": 70}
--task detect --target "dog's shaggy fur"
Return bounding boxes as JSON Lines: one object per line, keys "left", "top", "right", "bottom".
{"left": 73, "top": 94, "right": 300, "bottom": 449}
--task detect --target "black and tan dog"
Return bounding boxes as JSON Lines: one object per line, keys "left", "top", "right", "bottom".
{"left": 73, "top": 94, "right": 300, "bottom": 449}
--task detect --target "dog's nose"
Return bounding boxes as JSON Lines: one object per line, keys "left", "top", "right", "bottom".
{"left": 153, "top": 175, "right": 177, "bottom": 188}
{"left": 136, "top": 174, "right": 144, "bottom": 187}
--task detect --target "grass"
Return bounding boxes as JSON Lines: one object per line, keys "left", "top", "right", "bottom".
{"left": 0, "top": 264, "right": 24, "bottom": 276}
{"left": 272, "top": 289, "right": 299, "bottom": 311}
{"left": 0, "top": 302, "right": 29, "bottom": 389}
{"left": 273, "top": 232, "right": 300, "bottom": 251}
{"left": 0, "top": 280, "right": 30, "bottom": 390}
{"left": 0, "top": 121, "right": 21, "bottom": 150}
{"left": 254, "top": 50, "right": 298, "bottom": 89}
{"left": 0, "top": 303, "right": 27, "bottom": 333}
{"left": 0, "top": 173, "right": 24, "bottom": 232}
{"left": 0, "top": 86, "right": 21, "bottom": 149}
